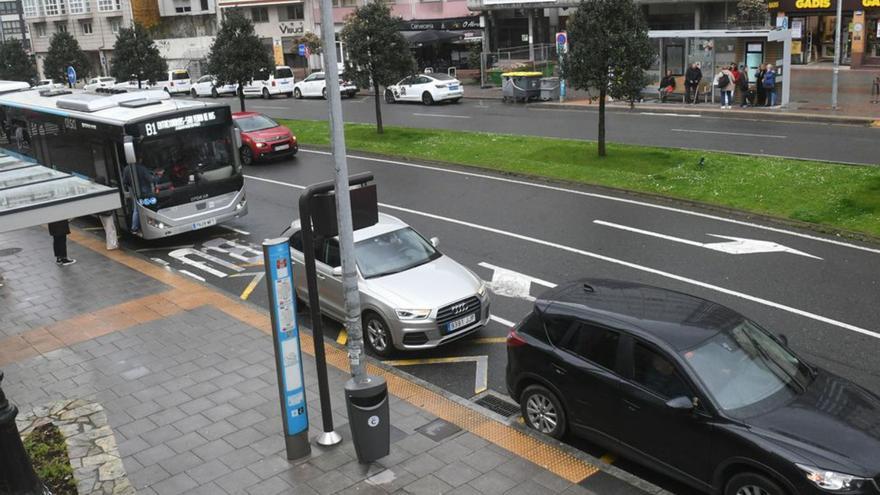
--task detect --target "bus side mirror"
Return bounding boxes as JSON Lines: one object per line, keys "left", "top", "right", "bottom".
{"left": 234, "top": 128, "right": 242, "bottom": 149}
{"left": 123, "top": 137, "right": 137, "bottom": 164}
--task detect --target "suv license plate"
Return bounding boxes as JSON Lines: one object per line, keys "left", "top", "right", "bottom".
{"left": 447, "top": 313, "right": 476, "bottom": 333}
{"left": 192, "top": 218, "right": 217, "bottom": 230}
{"left": 275, "top": 144, "right": 290, "bottom": 151}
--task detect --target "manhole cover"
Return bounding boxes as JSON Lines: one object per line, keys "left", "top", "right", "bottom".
{"left": 474, "top": 393, "right": 520, "bottom": 418}
{"left": 416, "top": 418, "right": 461, "bottom": 441}
{"left": 0, "top": 247, "right": 22, "bottom": 257}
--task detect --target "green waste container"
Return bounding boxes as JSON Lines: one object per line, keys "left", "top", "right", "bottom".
{"left": 501, "top": 72, "right": 542, "bottom": 102}
{"left": 488, "top": 69, "right": 503, "bottom": 86}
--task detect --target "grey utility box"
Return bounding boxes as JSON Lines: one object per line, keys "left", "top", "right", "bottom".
{"left": 540, "top": 77, "right": 560, "bottom": 101}
{"left": 344, "top": 375, "right": 389, "bottom": 463}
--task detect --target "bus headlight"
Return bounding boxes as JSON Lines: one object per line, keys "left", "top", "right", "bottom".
{"left": 145, "top": 217, "right": 165, "bottom": 229}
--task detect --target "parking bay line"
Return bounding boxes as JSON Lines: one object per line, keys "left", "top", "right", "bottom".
{"left": 295, "top": 150, "right": 880, "bottom": 255}
{"left": 670, "top": 128, "right": 787, "bottom": 139}
{"left": 244, "top": 173, "right": 880, "bottom": 342}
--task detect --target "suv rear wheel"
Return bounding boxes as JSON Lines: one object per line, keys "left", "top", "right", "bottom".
{"left": 521, "top": 385, "right": 566, "bottom": 439}
{"left": 724, "top": 472, "right": 787, "bottom": 495}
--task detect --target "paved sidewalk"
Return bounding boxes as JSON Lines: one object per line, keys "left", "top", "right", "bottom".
{"left": 0, "top": 226, "right": 662, "bottom": 495}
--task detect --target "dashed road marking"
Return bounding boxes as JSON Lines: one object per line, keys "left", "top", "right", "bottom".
{"left": 671, "top": 128, "right": 787, "bottom": 139}
{"left": 239, "top": 272, "right": 265, "bottom": 300}
{"left": 489, "top": 314, "right": 516, "bottom": 327}
{"left": 179, "top": 270, "right": 206, "bottom": 282}
{"left": 337, "top": 329, "right": 348, "bottom": 345}
{"left": 471, "top": 337, "right": 508, "bottom": 345}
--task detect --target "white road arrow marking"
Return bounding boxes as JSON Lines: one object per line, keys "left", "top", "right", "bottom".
{"left": 478, "top": 262, "right": 556, "bottom": 301}
{"left": 203, "top": 237, "right": 263, "bottom": 263}
{"left": 594, "top": 220, "right": 822, "bottom": 260}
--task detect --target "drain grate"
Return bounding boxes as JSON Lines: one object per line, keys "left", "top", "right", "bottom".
{"left": 474, "top": 393, "right": 521, "bottom": 418}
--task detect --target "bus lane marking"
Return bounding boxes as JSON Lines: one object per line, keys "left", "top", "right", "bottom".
{"left": 168, "top": 248, "right": 244, "bottom": 278}
{"left": 245, "top": 175, "right": 880, "bottom": 341}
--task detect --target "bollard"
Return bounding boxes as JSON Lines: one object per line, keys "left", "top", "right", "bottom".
{"left": 0, "top": 371, "right": 48, "bottom": 495}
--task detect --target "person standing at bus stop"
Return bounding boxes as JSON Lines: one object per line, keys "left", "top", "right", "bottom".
{"left": 49, "top": 220, "right": 76, "bottom": 266}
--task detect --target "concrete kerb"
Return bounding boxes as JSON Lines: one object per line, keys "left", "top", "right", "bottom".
{"left": 66, "top": 226, "right": 669, "bottom": 494}
{"left": 294, "top": 145, "right": 880, "bottom": 248}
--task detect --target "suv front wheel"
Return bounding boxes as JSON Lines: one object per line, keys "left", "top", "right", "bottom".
{"left": 724, "top": 472, "right": 787, "bottom": 495}
{"left": 520, "top": 384, "right": 566, "bottom": 439}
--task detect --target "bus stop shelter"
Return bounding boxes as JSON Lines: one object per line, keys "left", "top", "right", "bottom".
{"left": 648, "top": 28, "right": 793, "bottom": 107}
{"left": 0, "top": 150, "right": 121, "bottom": 234}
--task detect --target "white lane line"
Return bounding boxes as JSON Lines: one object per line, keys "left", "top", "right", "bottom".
{"left": 251, "top": 105, "right": 293, "bottom": 110}
{"left": 671, "top": 128, "right": 787, "bottom": 139}
{"left": 179, "top": 270, "right": 206, "bottom": 282}
{"left": 294, "top": 150, "right": 880, "bottom": 255}
{"left": 479, "top": 262, "right": 557, "bottom": 288}
{"left": 220, "top": 225, "right": 251, "bottom": 236}
{"left": 640, "top": 112, "right": 701, "bottom": 118}
{"left": 244, "top": 173, "right": 880, "bottom": 341}
{"left": 490, "top": 315, "right": 516, "bottom": 327}
{"left": 412, "top": 113, "right": 471, "bottom": 119}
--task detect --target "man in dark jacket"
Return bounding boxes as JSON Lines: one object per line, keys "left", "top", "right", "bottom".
{"left": 685, "top": 63, "right": 702, "bottom": 104}
{"left": 49, "top": 220, "right": 75, "bottom": 266}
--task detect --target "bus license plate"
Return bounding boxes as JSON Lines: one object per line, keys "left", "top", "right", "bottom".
{"left": 275, "top": 144, "right": 290, "bottom": 151}
{"left": 446, "top": 313, "right": 476, "bottom": 333}
{"left": 192, "top": 218, "right": 216, "bottom": 230}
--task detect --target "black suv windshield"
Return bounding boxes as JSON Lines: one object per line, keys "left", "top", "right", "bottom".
{"left": 681, "top": 320, "right": 813, "bottom": 418}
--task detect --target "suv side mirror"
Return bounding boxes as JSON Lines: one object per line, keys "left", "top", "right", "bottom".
{"left": 430, "top": 237, "right": 439, "bottom": 248}
{"left": 665, "top": 396, "right": 694, "bottom": 412}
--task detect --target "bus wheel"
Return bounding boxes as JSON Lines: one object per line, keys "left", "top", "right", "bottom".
{"left": 262, "top": 88, "right": 270, "bottom": 99}
{"left": 240, "top": 146, "right": 254, "bottom": 166}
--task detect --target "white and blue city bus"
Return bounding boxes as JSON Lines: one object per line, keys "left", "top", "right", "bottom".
{"left": 0, "top": 87, "right": 247, "bottom": 239}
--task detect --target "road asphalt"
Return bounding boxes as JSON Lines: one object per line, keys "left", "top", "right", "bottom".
{"left": 185, "top": 93, "right": 880, "bottom": 165}
{"left": 113, "top": 147, "right": 880, "bottom": 494}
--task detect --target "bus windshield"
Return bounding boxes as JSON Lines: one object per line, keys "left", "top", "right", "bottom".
{"left": 131, "top": 124, "right": 237, "bottom": 208}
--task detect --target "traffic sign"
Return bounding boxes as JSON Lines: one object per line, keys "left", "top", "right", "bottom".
{"left": 66, "top": 66, "right": 76, "bottom": 86}
{"left": 298, "top": 44, "right": 306, "bottom": 57}
{"left": 555, "top": 32, "right": 568, "bottom": 54}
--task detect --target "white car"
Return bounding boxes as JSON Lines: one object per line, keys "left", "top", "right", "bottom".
{"left": 154, "top": 69, "right": 191, "bottom": 95}
{"left": 385, "top": 73, "right": 463, "bottom": 105}
{"left": 191, "top": 75, "right": 238, "bottom": 98}
{"left": 293, "top": 72, "right": 358, "bottom": 99}
{"left": 83, "top": 77, "right": 116, "bottom": 91}
{"left": 242, "top": 66, "right": 295, "bottom": 99}
{"left": 34, "top": 79, "right": 63, "bottom": 90}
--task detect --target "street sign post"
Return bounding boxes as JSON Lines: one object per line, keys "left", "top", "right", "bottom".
{"left": 262, "top": 238, "right": 310, "bottom": 460}
{"left": 66, "top": 66, "right": 76, "bottom": 88}
{"left": 555, "top": 32, "right": 567, "bottom": 102}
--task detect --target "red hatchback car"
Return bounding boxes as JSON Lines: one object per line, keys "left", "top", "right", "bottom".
{"left": 232, "top": 112, "right": 297, "bottom": 165}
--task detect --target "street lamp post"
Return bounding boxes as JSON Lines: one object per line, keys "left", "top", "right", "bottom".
{"left": 0, "top": 372, "right": 48, "bottom": 495}
{"left": 831, "top": 0, "right": 843, "bottom": 110}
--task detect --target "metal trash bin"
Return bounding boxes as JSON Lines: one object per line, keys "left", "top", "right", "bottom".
{"left": 345, "top": 375, "right": 389, "bottom": 463}
{"left": 501, "top": 72, "right": 542, "bottom": 102}
{"left": 540, "top": 77, "right": 559, "bottom": 101}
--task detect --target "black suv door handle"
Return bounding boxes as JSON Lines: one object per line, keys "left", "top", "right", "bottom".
{"left": 551, "top": 364, "right": 567, "bottom": 376}
{"left": 624, "top": 399, "right": 641, "bottom": 412}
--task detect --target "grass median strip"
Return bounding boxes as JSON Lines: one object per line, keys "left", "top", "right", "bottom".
{"left": 280, "top": 119, "right": 880, "bottom": 238}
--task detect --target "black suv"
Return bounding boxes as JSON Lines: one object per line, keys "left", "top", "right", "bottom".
{"left": 506, "top": 279, "right": 880, "bottom": 495}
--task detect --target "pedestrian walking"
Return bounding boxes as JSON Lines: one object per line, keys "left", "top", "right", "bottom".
{"left": 49, "top": 220, "right": 76, "bottom": 266}
{"left": 755, "top": 64, "right": 767, "bottom": 106}
{"left": 738, "top": 65, "right": 751, "bottom": 108}
{"left": 763, "top": 65, "right": 777, "bottom": 107}
{"left": 685, "top": 63, "right": 702, "bottom": 104}
{"left": 715, "top": 66, "right": 735, "bottom": 109}
{"left": 659, "top": 70, "right": 676, "bottom": 102}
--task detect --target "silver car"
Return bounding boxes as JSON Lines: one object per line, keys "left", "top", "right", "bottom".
{"left": 284, "top": 213, "right": 490, "bottom": 357}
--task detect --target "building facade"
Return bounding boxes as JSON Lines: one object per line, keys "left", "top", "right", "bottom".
{"left": 0, "top": 0, "right": 29, "bottom": 48}
{"left": 23, "top": 0, "right": 132, "bottom": 78}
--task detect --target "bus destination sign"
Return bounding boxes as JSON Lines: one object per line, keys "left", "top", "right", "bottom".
{"left": 142, "top": 111, "right": 218, "bottom": 137}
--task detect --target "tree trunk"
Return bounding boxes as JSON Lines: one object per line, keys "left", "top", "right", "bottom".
{"left": 238, "top": 83, "right": 246, "bottom": 112}
{"left": 373, "top": 81, "right": 384, "bottom": 134}
{"left": 598, "top": 87, "right": 606, "bottom": 157}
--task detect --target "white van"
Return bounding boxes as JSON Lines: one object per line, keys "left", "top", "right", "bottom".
{"left": 242, "top": 66, "right": 295, "bottom": 99}
{"left": 155, "top": 69, "right": 192, "bottom": 95}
